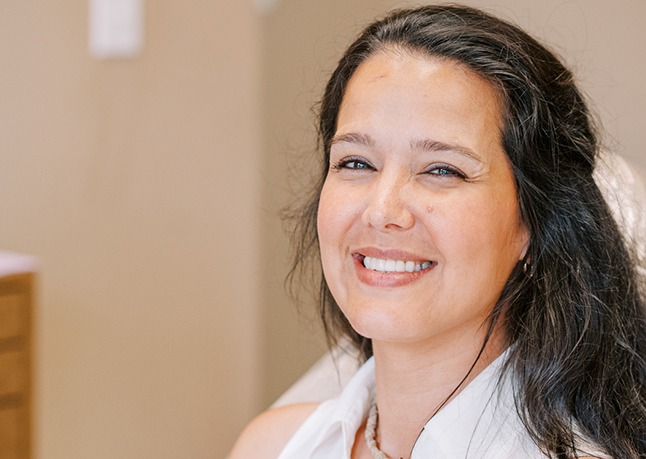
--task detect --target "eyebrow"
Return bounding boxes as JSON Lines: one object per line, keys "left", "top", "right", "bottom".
{"left": 330, "top": 132, "right": 375, "bottom": 148}
{"left": 410, "top": 138, "right": 483, "bottom": 163}
{"left": 331, "top": 132, "right": 483, "bottom": 163}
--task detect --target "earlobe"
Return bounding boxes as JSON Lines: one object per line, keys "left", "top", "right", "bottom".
{"left": 519, "top": 226, "right": 532, "bottom": 276}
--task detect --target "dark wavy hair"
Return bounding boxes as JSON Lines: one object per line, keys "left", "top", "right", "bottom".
{"left": 287, "top": 4, "right": 646, "bottom": 458}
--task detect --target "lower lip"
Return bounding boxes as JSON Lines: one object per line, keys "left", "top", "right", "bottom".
{"left": 353, "top": 255, "right": 434, "bottom": 288}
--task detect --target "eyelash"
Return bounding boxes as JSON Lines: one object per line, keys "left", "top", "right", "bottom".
{"left": 331, "top": 157, "right": 467, "bottom": 180}
{"left": 426, "top": 163, "right": 467, "bottom": 180}
{"left": 331, "top": 157, "right": 374, "bottom": 171}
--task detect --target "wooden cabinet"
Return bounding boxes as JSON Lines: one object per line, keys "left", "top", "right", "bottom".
{"left": 0, "top": 254, "right": 35, "bottom": 459}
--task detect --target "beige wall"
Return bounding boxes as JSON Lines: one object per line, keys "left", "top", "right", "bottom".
{"left": 0, "top": 1, "right": 262, "bottom": 457}
{"left": 0, "top": 0, "right": 643, "bottom": 457}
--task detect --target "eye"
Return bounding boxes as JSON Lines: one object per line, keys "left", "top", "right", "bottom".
{"left": 331, "top": 157, "right": 375, "bottom": 171}
{"left": 426, "top": 163, "right": 467, "bottom": 180}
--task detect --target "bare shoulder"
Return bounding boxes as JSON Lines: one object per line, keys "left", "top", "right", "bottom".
{"left": 228, "top": 402, "right": 320, "bottom": 459}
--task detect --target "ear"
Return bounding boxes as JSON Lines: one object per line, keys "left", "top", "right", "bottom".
{"left": 517, "top": 222, "right": 531, "bottom": 262}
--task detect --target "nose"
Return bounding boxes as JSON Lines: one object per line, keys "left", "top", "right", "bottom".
{"left": 361, "top": 171, "right": 415, "bottom": 231}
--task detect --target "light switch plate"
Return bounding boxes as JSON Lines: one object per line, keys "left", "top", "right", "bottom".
{"left": 89, "top": 0, "right": 143, "bottom": 59}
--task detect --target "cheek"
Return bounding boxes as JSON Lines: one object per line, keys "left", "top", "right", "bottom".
{"left": 317, "top": 180, "right": 361, "bottom": 245}
{"left": 486, "top": 197, "right": 528, "bottom": 258}
{"left": 474, "top": 210, "right": 527, "bottom": 278}
{"left": 317, "top": 182, "right": 349, "bottom": 268}
{"left": 438, "top": 196, "right": 524, "bottom": 265}
{"left": 317, "top": 182, "right": 353, "bottom": 304}
{"left": 317, "top": 182, "right": 336, "bottom": 249}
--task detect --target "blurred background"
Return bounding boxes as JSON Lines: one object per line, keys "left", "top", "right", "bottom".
{"left": 0, "top": 0, "right": 644, "bottom": 457}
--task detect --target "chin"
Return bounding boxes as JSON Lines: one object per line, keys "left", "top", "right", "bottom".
{"left": 345, "top": 312, "right": 414, "bottom": 343}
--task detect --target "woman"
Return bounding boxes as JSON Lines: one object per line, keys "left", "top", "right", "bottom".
{"left": 231, "top": 5, "right": 646, "bottom": 458}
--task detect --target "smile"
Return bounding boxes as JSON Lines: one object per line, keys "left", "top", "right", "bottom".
{"left": 362, "top": 256, "right": 433, "bottom": 273}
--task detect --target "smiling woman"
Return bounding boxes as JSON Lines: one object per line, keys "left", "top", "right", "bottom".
{"left": 230, "top": 4, "right": 646, "bottom": 459}
{"left": 318, "top": 52, "right": 528, "bottom": 350}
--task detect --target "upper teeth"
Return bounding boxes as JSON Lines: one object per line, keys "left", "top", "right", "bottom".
{"left": 363, "top": 256, "right": 432, "bottom": 273}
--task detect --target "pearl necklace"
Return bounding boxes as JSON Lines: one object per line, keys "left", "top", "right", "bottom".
{"left": 364, "top": 401, "right": 404, "bottom": 459}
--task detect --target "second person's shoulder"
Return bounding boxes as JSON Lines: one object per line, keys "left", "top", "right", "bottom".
{"left": 228, "top": 402, "right": 320, "bottom": 459}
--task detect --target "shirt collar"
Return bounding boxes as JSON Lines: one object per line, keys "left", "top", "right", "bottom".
{"left": 313, "top": 357, "right": 376, "bottom": 456}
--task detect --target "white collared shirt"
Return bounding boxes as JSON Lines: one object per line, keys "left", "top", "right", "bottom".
{"left": 278, "top": 352, "right": 608, "bottom": 458}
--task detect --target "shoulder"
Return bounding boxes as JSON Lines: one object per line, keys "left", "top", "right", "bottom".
{"left": 228, "top": 403, "right": 320, "bottom": 459}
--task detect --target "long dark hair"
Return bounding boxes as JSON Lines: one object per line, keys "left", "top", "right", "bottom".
{"left": 287, "top": 4, "right": 646, "bottom": 458}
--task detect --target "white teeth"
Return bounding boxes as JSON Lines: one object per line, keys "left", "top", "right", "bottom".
{"left": 377, "top": 258, "right": 386, "bottom": 271}
{"left": 363, "top": 256, "right": 433, "bottom": 273}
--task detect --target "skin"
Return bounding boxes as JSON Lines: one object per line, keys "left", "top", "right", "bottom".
{"left": 228, "top": 403, "right": 318, "bottom": 459}
{"left": 319, "top": 49, "right": 528, "bottom": 354}
{"left": 229, "top": 50, "right": 601, "bottom": 458}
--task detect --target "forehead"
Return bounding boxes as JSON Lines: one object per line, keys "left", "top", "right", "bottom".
{"left": 343, "top": 47, "right": 503, "bottom": 120}
{"left": 336, "top": 49, "right": 505, "bottom": 161}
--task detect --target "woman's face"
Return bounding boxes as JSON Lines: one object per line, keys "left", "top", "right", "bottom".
{"left": 317, "top": 50, "right": 529, "bottom": 348}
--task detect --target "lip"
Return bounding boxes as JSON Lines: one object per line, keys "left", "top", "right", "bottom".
{"left": 351, "top": 247, "right": 435, "bottom": 288}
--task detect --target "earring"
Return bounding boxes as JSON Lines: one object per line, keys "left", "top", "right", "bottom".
{"left": 522, "top": 259, "right": 533, "bottom": 277}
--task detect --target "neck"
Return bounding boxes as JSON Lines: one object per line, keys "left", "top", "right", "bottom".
{"left": 370, "top": 329, "right": 506, "bottom": 458}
